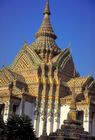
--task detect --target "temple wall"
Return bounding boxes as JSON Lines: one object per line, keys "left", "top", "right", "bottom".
{"left": 92, "top": 113, "right": 95, "bottom": 136}
{"left": 16, "top": 101, "right": 35, "bottom": 124}
{"left": 24, "top": 101, "right": 35, "bottom": 123}
{"left": 60, "top": 104, "right": 70, "bottom": 128}
{"left": 76, "top": 105, "right": 90, "bottom": 133}
{"left": 89, "top": 104, "right": 95, "bottom": 136}
{"left": 16, "top": 102, "right": 22, "bottom": 115}
{"left": 60, "top": 104, "right": 90, "bottom": 133}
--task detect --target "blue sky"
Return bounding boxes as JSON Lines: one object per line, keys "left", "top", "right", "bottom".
{"left": 0, "top": 0, "right": 95, "bottom": 77}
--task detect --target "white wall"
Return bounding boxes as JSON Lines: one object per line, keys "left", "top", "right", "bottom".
{"left": 60, "top": 105, "right": 70, "bottom": 128}
{"left": 92, "top": 113, "right": 95, "bottom": 136}
{"left": 24, "top": 101, "right": 35, "bottom": 123}
{"left": 16, "top": 101, "right": 35, "bottom": 124}
{"left": 16, "top": 102, "right": 22, "bottom": 115}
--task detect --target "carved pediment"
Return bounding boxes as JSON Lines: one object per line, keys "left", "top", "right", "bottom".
{"left": 88, "top": 80, "right": 95, "bottom": 93}
{"left": 53, "top": 48, "right": 75, "bottom": 79}
{"left": 53, "top": 48, "right": 70, "bottom": 65}
{"left": 0, "top": 66, "right": 25, "bottom": 87}
{"left": 0, "top": 69, "right": 11, "bottom": 86}
{"left": 61, "top": 55, "right": 74, "bottom": 76}
{"left": 11, "top": 45, "right": 43, "bottom": 71}
{"left": 67, "top": 76, "right": 93, "bottom": 94}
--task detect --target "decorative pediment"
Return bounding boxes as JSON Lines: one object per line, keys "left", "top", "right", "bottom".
{"left": 67, "top": 76, "right": 93, "bottom": 94}
{"left": 61, "top": 55, "right": 74, "bottom": 76}
{"left": 88, "top": 80, "right": 95, "bottom": 93}
{"left": 2, "top": 67, "right": 15, "bottom": 81}
{"left": 0, "top": 66, "right": 25, "bottom": 87}
{"left": 11, "top": 45, "right": 43, "bottom": 71}
{"left": 53, "top": 48, "right": 70, "bottom": 66}
{"left": 53, "top": 48, "right": 75, "bottom": 78}
{"left": 12, "top": 86, "right": 22, "bottom": 97}
{"left": 0, "top": 69, "right": 11, "bottom": 86}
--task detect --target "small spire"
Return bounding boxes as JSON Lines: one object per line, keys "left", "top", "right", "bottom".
{"left": 43, "top": 0, "right": 51, "bottom": 15}
{"left": 35, "top": 0, "right": 57, "bottom": 39}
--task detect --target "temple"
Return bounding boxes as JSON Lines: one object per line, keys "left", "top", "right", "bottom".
{"left": 0, "top": 0, "right": 95, "bottom": 138}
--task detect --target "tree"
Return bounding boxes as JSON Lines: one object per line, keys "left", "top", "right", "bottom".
{"left": 0, "top": 115, "right": 5, "bottom": 140}
{"left": 5, "top": 115, "right": 36, "bottom": 140}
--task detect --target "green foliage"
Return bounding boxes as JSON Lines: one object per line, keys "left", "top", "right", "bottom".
{"left": 0, "top": 115, "right": 36, "bottom": 140}
{"left": 6, "top": 115, "right": 36, "bottom": 140}
{"left": 0, "top": 115, "right": 5, "bottom": 140}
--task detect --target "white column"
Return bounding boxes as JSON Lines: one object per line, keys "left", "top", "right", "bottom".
{"left": 34, "top": 112, "right": 40, "bottom": 137}
{"left": 3, "top": 102, "right": 9, "bottom": 122}
{"left": 60, "top": 105, "right": 70, "bottom": 128}
{"left": 83, "top": 109, "right": 89, "bottom": 132}
{"left": 53, "top": 100, "right": 60, "bottom": 132}
{"left": 47, "top": 109, "right": 52, "bottom": 135}
{"left": 34, "top": 104, "right": 40, "bottom": 137}
{"left": 34, "top": 117, "right": 37, "bottom": 131}
{"left": 34, "top": 81, "right": 40, "bottom": 137}
{"left": 53, "top": 84, "right": 61, "bottom": 132}
{"left": 53, "top": 110, "right": 58, "bottom": 132}
{"left": 47, "top": 81, "right": 54, "bottom": 135}
{"left": 19, "top": 95, "right": 25, "bottom": 116}
{"left": 39, "top": 108, "right": 44, "bottom": 137}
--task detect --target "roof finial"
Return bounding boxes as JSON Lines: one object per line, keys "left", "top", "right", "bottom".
{"left": 43, "top": 0, "right": 51, "bottom": 15}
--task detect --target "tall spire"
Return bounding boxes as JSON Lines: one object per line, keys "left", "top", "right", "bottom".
{"left": 43, "top": 0, "right": 51, "bottom": 15}
{"left": 35, "top": 0, "right": 57, "bottom": 40}
{"left": 32, "top": 0, "right": 61, "bottom": 62}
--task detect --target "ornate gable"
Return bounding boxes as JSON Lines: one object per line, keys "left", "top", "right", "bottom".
{"left": 67, "top": 76, "right": 94, "bottom": 94}
{"left": 11, "top": 44, "right": 42, "bottom": 72}
{"left": 0, "top": 70, "right": 9, "bottom": 86}
{"left": 88, "top": 80, "right": 95, "bottom": 94}
{"left": 0, "top": 66, "right": 25, "bottom": 87}
{"left": 53, "top": 48, "right": 76, "bottom": 81}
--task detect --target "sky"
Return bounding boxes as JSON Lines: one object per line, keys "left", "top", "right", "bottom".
{"left": 0, "top": 0, "right": 95, "bottom": 77}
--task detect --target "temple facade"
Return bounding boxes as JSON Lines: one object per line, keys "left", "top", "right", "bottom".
{"left": 0, "top": 0, "right": 95, "bottom": 138}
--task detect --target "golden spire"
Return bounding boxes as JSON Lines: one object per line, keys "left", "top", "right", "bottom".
{"left": 43, "top": 0, "right": 51, "bottom": 15}
{"left": 35, "top": 0, "right": 57, "bottom": 40}
{"left": 32, "top": 0, "right": 61, "bottom": 61}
